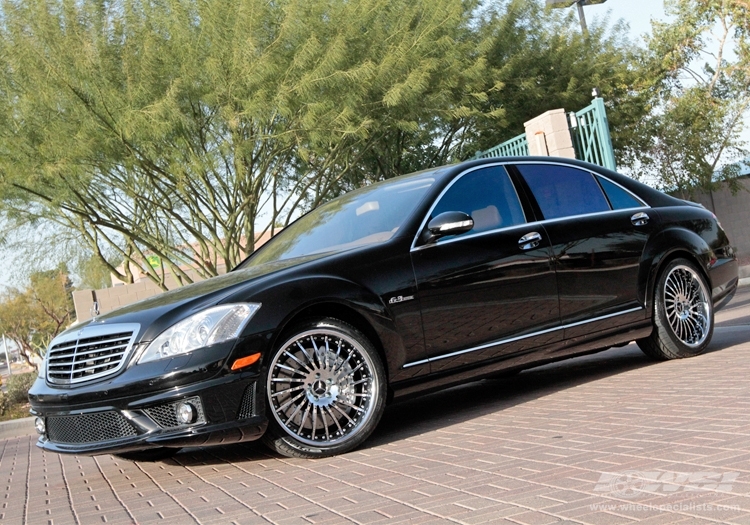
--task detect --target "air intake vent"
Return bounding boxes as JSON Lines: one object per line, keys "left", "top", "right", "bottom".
{"left": 46, "top": 323, "right": 140, "bottom": 385}
{"left": 238, "top": 383, "right": 257, "bottom": 419}
{"left": 47, "top": 411, "right": 137, "bottom": 443}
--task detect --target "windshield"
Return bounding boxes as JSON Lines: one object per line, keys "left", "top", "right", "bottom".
{"left": 241, "top": 171, "right": 437, "bottom": 268}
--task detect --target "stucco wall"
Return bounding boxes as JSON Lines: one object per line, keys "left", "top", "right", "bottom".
{"left": 684, "top": 177, "right": 750, "bottom": 278}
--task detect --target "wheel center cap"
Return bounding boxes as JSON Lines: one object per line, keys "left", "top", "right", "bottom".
{"left": 311, "top": 380, "right": 327, "bottom": 396}
{"left": 305, "top": 371, "right": 341, "bottom": 407}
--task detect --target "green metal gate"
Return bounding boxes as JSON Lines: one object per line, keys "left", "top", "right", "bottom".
{"left": 472, "top": 97, "right": 616, "bottom": 171}
{"left": 472, "top": 132, "right": 529, "bottom": 159}
{"left": 569, "top": 97, "right": 616, "bottom": 171}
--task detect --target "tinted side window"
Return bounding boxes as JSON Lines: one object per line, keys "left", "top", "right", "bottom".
{"left": 516, "top": 164, "right": 610, "bottom": 220}
{"left": 596, "top": 176, "right": 644, "bottom": 210}
{"left": 432, "top": 166, "right": 525, "bottom": 237}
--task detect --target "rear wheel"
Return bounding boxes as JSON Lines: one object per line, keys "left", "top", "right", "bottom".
{"left": 638, "top": 258, "right": 713, "bottom": 360}
{"left": 263, "top": 318, "right": 386, "bottom": 458}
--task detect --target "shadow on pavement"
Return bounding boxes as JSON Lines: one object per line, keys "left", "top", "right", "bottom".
{"left": 177, "top": 344, "right": 658, "bottom": 466}
{"left": 169, "top": 312, "right": 750, "bottom": 466}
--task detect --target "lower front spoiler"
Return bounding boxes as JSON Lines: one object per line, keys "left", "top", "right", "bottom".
{"left": 35, "top": 415, "right": 269, "bottom": 456}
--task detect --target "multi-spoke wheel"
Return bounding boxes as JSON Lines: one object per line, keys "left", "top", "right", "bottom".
{"left": 263, "top": 318, "right": 386, "bottom": 458}
{"left": 637, "top": 258, "right": 714, "bottom": 360}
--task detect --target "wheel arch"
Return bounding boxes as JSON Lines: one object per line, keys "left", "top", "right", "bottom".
{"left": 266, "top": 292, "right": 396, "bottom": 402}
{"left": 643, "top": 227, "right": 712, "bottom": 314}
{"left": 281, "top": 301, "right": 388, "bottom": 371}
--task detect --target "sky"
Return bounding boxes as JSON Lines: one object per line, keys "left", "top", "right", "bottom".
{"left": 581, "top": 0, "right": 667, "bottom": 41}
{"left": 0, "top": 1, "right": 682, "bottom": 292}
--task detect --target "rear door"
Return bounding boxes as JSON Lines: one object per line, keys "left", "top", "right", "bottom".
{"left": 512, "top": 162, "right": 653, "bottom": 338}
{"left": 410, "top": 164, "right": 561, "bottom": 373}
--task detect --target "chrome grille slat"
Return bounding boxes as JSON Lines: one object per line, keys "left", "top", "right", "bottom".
{"left": 48, "top": 345, "right": 128, "bottom": 362}
{"left": 45, "top": 324, "right": 140, "bottom": 385}
{"left": 69, "top": 358, "right": 125, "bottom": 374}
{"left": 69, "top": 335, "right": 132, "bottom": 349}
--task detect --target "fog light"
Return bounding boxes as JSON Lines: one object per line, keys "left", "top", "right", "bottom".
{"left": 35, "top": 417, "right": 45, "bottom": 435}
{"left": 176, "top": 402, "right": 196, "bottom": 424}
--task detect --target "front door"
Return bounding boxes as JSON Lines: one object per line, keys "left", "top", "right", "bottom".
{"left": 410, "top": 164, "right": 561, "bottom": 373}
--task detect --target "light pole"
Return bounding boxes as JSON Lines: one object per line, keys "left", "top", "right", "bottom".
{"left": 546, "top": 0, "right": 608, "bottom": 36}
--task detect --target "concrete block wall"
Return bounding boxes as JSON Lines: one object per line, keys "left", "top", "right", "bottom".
{"left": 685, "top": 178, "right": 750, "bottom": 278}
{"left": 72, "top": 266, "right": 222, "bottom": 323}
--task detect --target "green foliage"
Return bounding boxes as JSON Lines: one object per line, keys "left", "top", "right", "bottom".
{"left": 6, "top": 372, "right": 37, "bottom": 405}
{"left": 76, "top": 254, "right": 118, "bottom": 290}
{"left": 2, "top": 0, "right": 743, "bottom": 280}
{"left": 0, "top": 392, "right": 9, "bottom": 417}
{"left": 0, "top": 0, "right": 497, "bottom": 287}
{"left": 469, "top": 0, "right": 647, "bottom": 159}
{"left": 623, "top": 0, "right": 750, "bottom": 194}
{"left": 0, "top": 267, "right": 75, "bottom": 369}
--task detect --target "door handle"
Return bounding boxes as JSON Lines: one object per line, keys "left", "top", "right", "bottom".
{"left": 631, "top": 212, "right": 649, "bottom": 226}
{"left": 518, "top": 232, "right": 542, "bottom": 250}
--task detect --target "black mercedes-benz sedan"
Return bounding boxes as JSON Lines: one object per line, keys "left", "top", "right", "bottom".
{"left": 29, "top": 157, "right": 739, "bottom": 459}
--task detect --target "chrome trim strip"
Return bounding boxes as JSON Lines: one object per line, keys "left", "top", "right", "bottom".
{"left": 402, "top": 306, "right": 643, "bottom": 368}
{"left": 410, "top": 159, "right": 650, "bottom": 252}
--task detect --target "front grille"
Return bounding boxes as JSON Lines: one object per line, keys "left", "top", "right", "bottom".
{"left": 144, "top": 396, "right": 205, "bottom": 429}
{"left": 46, "top": 324, "right": 139, "bottom": 385}
{"left": 47, "top": 412, "right": 138, "bottom": 443}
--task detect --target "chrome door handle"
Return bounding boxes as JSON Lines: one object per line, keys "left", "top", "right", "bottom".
{"left": 631, "top": 212, "right": 649, "bottom": 226}
{"left": 518, "top": 232, "right": 542, "bottom": 250}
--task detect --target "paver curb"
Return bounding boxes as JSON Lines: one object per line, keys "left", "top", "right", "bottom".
{"left": 0, "top": 416, "right": 35, "bottom": 439}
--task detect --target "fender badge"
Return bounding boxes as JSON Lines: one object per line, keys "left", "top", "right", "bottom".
{"left": 389, "top": 295, "right": 414, "bottom": 305}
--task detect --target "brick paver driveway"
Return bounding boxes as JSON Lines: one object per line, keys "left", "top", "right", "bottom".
{"left": 2, "top": 286, "right": 750, "bottom": 525}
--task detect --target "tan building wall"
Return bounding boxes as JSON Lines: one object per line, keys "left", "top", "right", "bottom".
{"left": 72, "top": 266, "right": 214, "bottom": 323}
{"left": 683, "top": 177, "right": 750, "bottom": 278}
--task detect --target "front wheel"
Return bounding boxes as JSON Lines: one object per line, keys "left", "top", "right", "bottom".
{"left": 263, "top": 318, "right": 386, "bottom": 458}
{"left": 637, "top": 258, "right": 714, "bottom": 360}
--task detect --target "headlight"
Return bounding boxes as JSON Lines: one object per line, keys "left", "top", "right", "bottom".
{"left": 137, "top": 303, "right": 261, "bottom": 364}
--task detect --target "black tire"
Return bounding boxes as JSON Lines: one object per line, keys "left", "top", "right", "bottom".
{"left": 115, "top": 447, "right": 180, "bottom": 462}
{"left": 637, "top": 258, "right": 714, "bottom": 360}
{"left": 263, "top": 318, "right": 386, "bottom": 459}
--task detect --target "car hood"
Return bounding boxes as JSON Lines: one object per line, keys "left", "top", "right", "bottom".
{"left": 68, "top": 254, "right": 327, "bottom": 341}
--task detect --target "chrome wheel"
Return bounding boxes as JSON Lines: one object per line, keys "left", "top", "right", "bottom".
{"left": 663, "top": 264, "right": 711, "bottom": 348}
{"left": 267, "top": 328, "right": 379, "bottom": 447}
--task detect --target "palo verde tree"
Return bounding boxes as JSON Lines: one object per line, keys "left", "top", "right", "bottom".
{"left": 0, "top": 0, "right": 497, "bottom": 289}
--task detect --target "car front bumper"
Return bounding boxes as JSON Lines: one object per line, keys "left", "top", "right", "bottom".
{"left": 31, "top": 372, "right": 268, "bottom": 456}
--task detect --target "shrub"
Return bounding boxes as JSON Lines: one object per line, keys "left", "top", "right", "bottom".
{"left": 0, "top": 392, "right": 9, "bottom": 416}
{"left": 6, "top": 372, "right": 37, "bottom": 404}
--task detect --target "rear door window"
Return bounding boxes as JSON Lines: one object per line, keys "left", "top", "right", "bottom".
{"left": 596, "top": 176, "right": 644, "bottom": 210}
{"left": 516, "top": 164, "right": 610, "bottom": 220}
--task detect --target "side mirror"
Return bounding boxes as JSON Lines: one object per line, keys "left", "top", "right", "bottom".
{"left": 423, "top": 211, "right": 474, "bottom": 244}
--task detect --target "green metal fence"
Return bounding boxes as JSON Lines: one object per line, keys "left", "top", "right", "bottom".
{"left": 472, "top": 132, "right": 529, "bottom": 159}
{"left": 472, "top": 97, "right": 616, "bottom": 171}
{"left": 570, "top": 97, "right": 616, "bottom": 171}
